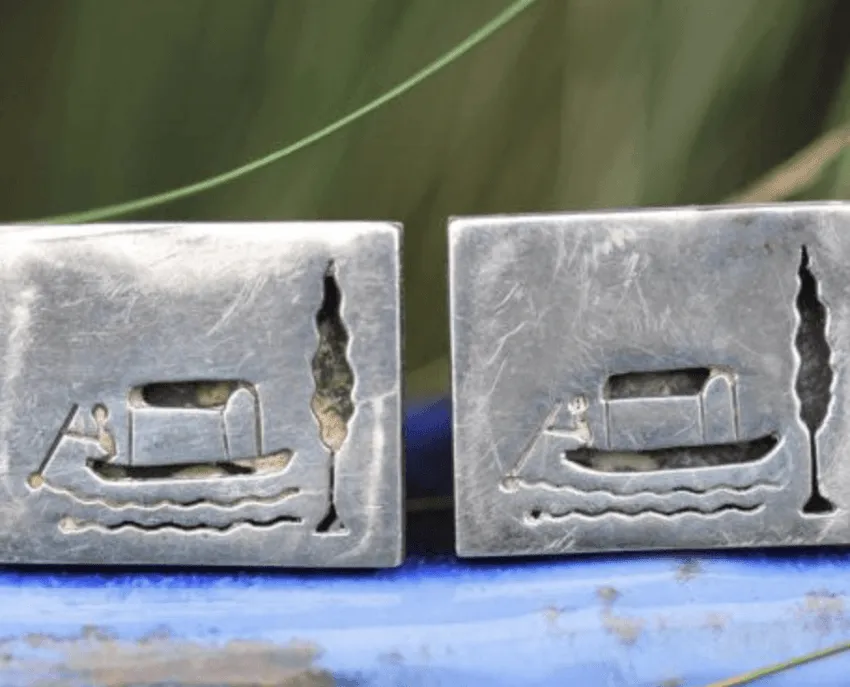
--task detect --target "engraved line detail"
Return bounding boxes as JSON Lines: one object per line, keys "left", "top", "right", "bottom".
{"left": 39, "top": 479, "right": 301, "bottom": 511}
{"left": 509, "top": 400, "right": 564, "bottom": 476}
{"left": 502, "top": 477, "right": 781, "bottom": 496}
{"left": 31, "top": 404, "right": 80, "bottom": 483}
{"left": 526, "top": 503, "right": 764, "bottom": 522}
{"left": 59, "top": 515, "right": 302, "bottom": 534}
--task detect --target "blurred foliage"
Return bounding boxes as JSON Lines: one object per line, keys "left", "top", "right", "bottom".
{"left": 2, "top": 0, "right": 850, "bottom": 398}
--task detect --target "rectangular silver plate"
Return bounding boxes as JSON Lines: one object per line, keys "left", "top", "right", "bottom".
{"left": 450, "top": 203, "right": 850, "bottom": 556}
{"left": 0, "top": 223, "right": 403, "bottom": 567}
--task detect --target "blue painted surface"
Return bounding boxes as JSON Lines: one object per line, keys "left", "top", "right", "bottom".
{"left": 0, "top": 399, "right": 848, "bottom": 686}
{"left": 404, "top": 397, "right": 453, "bottom": 499}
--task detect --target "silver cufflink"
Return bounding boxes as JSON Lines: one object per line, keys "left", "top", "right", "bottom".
{"left": 0, "top": 222, "right": 403, "bottom": 567}
{"left": 450, "top": 203, "right": 850, "bottom": 557}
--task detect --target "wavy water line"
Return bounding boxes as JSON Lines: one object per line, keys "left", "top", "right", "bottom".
{"left": 39, "top": 477, "right": 301, "bottom": 511}
{"left": 59, "top": 515, "right": 302, "bottom": 535}
{"left": 527, "top": 503, "right": 765, "bottom": 523}
{"left": 503, "top": 476, "right": 782, "bottom": 497}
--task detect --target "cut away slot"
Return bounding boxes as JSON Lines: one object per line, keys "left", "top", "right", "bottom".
{"left": 605, "top": 368, "right": 712, "bottom": 399}
{"left": 135, "top": 381, "right": 241, "bottom": 409}
{"left": 796, "top": 245, "right": 836, "bottom": 514}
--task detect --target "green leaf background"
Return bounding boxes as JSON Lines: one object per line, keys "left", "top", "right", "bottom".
{"left": 2, "top": 0, "right": 850, "bottom": 399}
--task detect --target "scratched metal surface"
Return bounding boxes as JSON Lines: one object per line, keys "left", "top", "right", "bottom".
{"left": 0, "top": 222, "right": 403, "bottom": 568}
{"left": 0, "top": 400, "right": 849, "bottom": 687}
{"left": 450, "top": 202, "right": 850, "bottom": 557}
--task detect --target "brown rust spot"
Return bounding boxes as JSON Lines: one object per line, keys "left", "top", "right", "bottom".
{"left": 675, "top": 559, "right": 702, "bottom": 582}
{"left": 23, "top": 634, "right": 52, "bottom": 648}
{"left": 799, "top": 590, "right": 846, "bottom": 634}
{"left": 596, "top": 586, "right": 644, "bottom": 646}
{"left": 703, "top": 612, "right": 729, "bottom": 635}
{"left": 80, "top": 625, "right": 115, "bottom": 642}
{"left": 805, "top": 591, "right": 844, "bottom": 614}
{"left": 543, "top": 606, "right": 562, "bottom": 624}
{"left": 0, "top": 634, "right": 333, "bottom": 687}
{"left": 658, "top": 678, "right": 684, "bottom": 687}
{"left": 542, "top": 606, "right": 568, "bottom": 636}
{"left": 137, "top": 625, "right": 172, "bottom": 644}
{"left": 596, "top": 586, "right": 620, "bottom": 605}
{"left": 541, "top": 605, "right": 577, "bottom": 638}
{"left": 601, "top": 612, "right": 645, "bottom": 646}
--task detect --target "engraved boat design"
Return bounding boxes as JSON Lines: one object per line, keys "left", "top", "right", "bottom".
{"left": 562, "top": 369, "right": 778, "bottom": 473}
{"left": 510, "top": 368, "right": 783, "bottom": 488}
{"left": 87, "top": 381, "right": 292, "bottom": 480}
{"left": 554, "top": 370, "right": 778, "bottom": 473}
{"left": 29, "top": 381, "right": 307, "bottom": 517}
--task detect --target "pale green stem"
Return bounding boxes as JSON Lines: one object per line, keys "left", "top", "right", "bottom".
{"left": 24, "top": 0, "right": 540, "bottom": 225}
{"left": 703, "top": 640, "right": 850, "bottom": 687}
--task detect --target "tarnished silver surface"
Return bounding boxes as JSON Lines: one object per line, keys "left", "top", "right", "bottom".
{"left": 450, "top": 203, "right": 850, "bottom": 557}
{"left": 0, "top": 223, "right": 403, "bottom": 567}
